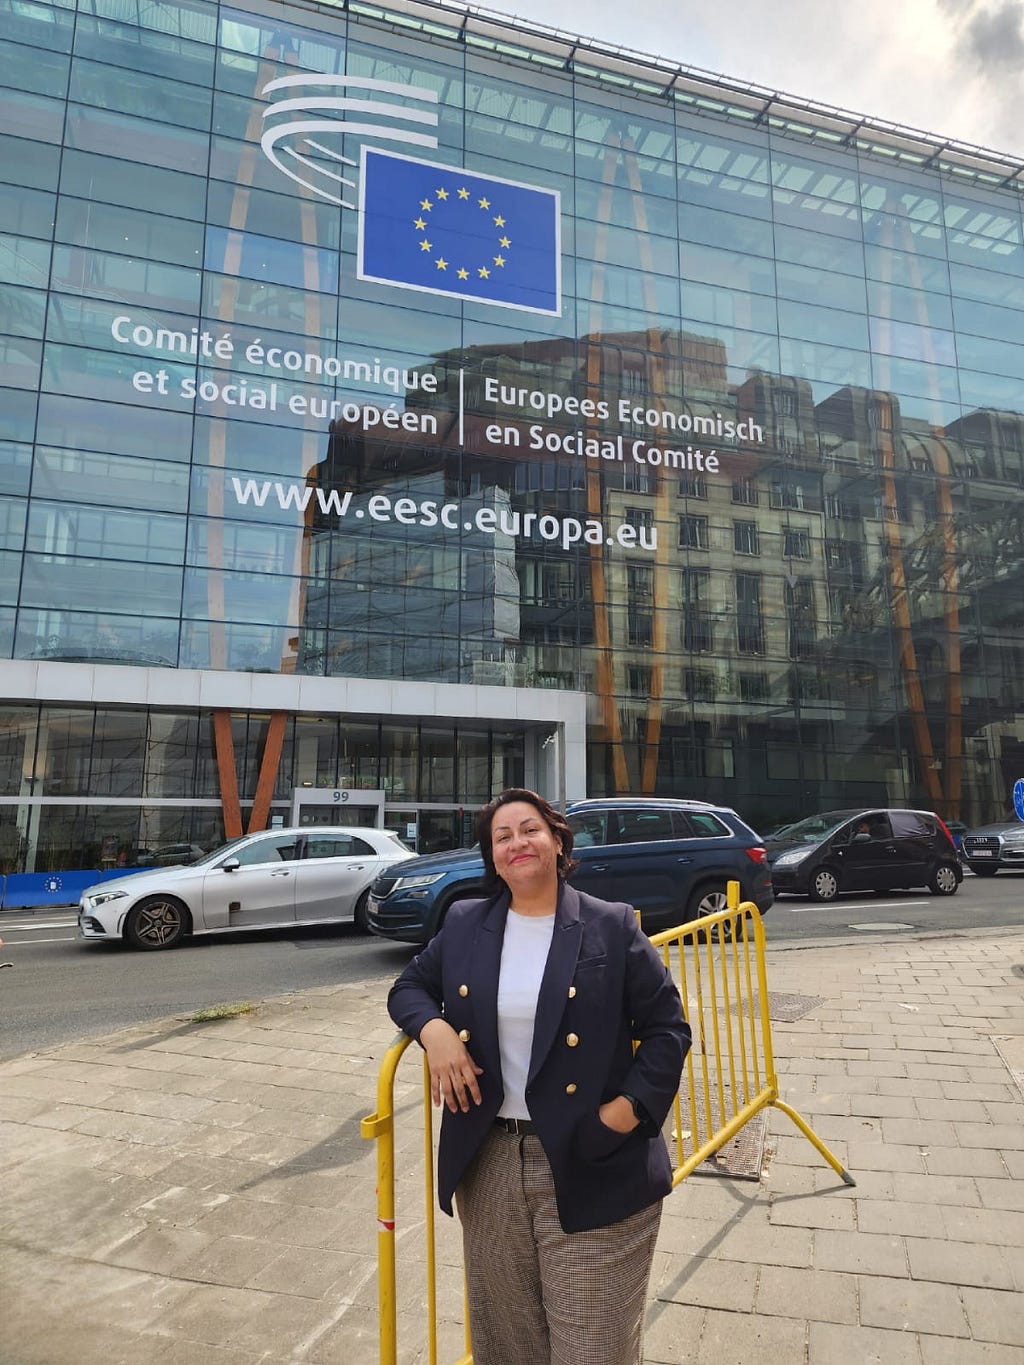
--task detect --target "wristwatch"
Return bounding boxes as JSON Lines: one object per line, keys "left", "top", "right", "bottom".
{"left": 619, "top": 1092, "right": 646, "bottom": 1124}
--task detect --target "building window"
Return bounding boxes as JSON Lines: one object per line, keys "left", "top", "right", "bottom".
{"left": 824, "top": 541, "right": 864, "bottom": 582}
{"left": 739, "top": 671, "right": 769, "bottom": 701}
{"left": 775, "top": 390, "right": 796, "bottom": 417}
{"left": 624, "top": 464, "right": 654, "bottom": 493}
{"left": 785, "top": 578, "right": 817, "bottom": 660}
{"left": 769, "top": 481, "right": 805, "bottom": 510}
{"left": 627, "top": 563, "right": 653, "bottom": 601}
{"left": 679, "top": 471, "right": 707, "bottom": 499}
{"left": 625, "top": 506, "right": 654, "bottom": 534}
{"left": 783, "top": 528, "right": 811, "bottom": 559}
{"left": 736, "top": 571, "right": 764, "bottom": 654}
{"left": 627, "top": 612, "right": 653, "bottom": 647}
{"left": 523, "top": 560, "right": 576, "bottom": 603}
{"left": 732, "top": 478, "right": 758, "bottom": 506}
{"left": 681, "top": 568, "right": 713, "bottom": 652}
{"left": 733, "top": 520, "right": 760, "bottom": 555}
{"left": 867, "top": 398, "right": 891, "bottom": 430}
{"left": 628, "top": 666, "right": 652, "bottom": 697}
{"left": 683, "top": 667, "right": 717, "bottom": 701}
{"left": 678, "top": 514, "right": 709, "bottom": 550}
{"left": 823, "top": 492, "right": 857, "bottom": 520}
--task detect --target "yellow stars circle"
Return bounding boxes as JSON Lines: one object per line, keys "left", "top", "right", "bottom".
{"left": 409, "top": 179, "right": 511, "bottom": 284}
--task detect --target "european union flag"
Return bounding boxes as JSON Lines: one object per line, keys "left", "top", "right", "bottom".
{"left": 358, "top": 149, "right": 561, "bottom": 316}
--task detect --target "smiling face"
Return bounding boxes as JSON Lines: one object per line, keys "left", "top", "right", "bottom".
{"left": 489, "top": 800, "right": 562, "bottom": 903}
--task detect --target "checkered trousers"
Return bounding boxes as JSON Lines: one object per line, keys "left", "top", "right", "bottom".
{"left": 455, "top": 1126, "right": 662, "bottom": 1365}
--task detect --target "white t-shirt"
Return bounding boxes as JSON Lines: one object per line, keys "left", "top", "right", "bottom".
{"left": 495, "top": 909, "right": 556, "bottom": 1120}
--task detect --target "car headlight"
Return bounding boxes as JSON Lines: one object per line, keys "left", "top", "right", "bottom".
{"left": 86, "top": 889, "right": 129, "bottom": 908}
{"left": 392, "top": 873, "right": 446, "bottom": 891}
{"left": 773, "top": 849, "right": 810, "bottom": 867}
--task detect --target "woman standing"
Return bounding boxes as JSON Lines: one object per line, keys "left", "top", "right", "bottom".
{"left": 388, "top": 788, "right": 690, "bottom": 1365}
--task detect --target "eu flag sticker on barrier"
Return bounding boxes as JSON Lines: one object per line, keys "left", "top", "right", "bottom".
{"left": 358, "top": 149, "right": 561, "bottom": 316}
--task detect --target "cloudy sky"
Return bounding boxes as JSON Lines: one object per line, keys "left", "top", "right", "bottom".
{"left": 491, "top": 0, "right": 1024, "bottom": 161}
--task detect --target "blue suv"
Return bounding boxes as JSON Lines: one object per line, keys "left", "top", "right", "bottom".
{"left": 366, "top": 797, "right": 773, "bottom": 944}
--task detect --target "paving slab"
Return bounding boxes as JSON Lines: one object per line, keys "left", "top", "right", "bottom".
{"left": 1, "top": 926, "right": 1021, "bottom": 1363}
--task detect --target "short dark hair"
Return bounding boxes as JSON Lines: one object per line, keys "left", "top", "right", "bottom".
{"left": 475, "top": 788, "right": 577, "bottom": 886}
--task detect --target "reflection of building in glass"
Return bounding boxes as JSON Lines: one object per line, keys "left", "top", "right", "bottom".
{"left": 0, "top": 0, "right": 1022, "bottom": 869}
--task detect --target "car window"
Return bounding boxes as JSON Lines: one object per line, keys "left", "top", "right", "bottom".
{"left": 863, "top": 815, "right": 892, "bottom": 840}
{"left": 616, "top": 810, "right": 676, "bottom": 844}
{"left": 890, "top": 811, "right": 932, "bottom": 838}
{"left": 305, "top": 834, "right": 375, "bottom": 859}
{"left": 567, "top": 813, "right": 607, "bottom": 847}
{"left": 229, "top": 835, "right": 300, "bottom": 866}
{"left": 678, "top": 811, "right": 730, "bottom": 838}
{"left": 778, "top": 811, "right": 859, "bottom": 843}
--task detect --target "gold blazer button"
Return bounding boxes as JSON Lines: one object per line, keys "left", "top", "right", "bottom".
{"left": 565, "top": 1083, "right": 577, "bottom": 1095}
{"left": 566, "top": 1033, "right": 579, "bottom": 1047}
{"left": 458, "top": 984, "right": 469, "bottom": 996}
{"left": 458, "top": 1029, "right": 471, "bottom": 1042}
{"left": 568, "top": 986, "right": 577, "bottom": 998}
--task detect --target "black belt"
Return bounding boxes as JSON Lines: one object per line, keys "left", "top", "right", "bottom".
{"left": 495, "top": 1116, "right": 537, "bottom": 1136}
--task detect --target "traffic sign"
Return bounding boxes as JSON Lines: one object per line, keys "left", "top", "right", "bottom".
{"left": 1013, "top": 778, "right": 1024, "bottom": 822}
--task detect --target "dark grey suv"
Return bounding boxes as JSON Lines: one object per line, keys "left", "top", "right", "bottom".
{"left": 366, "top": 797, "right": 774, "bottom": 944}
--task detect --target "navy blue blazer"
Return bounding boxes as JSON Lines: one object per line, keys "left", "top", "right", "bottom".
{"left": 388, "top": 881, "right": 691, "bottom": 1234}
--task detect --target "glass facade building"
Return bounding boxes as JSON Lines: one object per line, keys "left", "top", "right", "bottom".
{"left": 1, "top": 0, "right": 1022, "bottom": 871}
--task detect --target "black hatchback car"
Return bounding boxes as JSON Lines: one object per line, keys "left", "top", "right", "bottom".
{"left": 766, "top": 808, "right": 962, "bottom": 901}
{"left": 366, "top": 796, "right": 774, "bottom": 944}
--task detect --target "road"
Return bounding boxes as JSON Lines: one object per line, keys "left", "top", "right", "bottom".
{"left": 0, "top": 917, "right": 417, "bottom": 1060}
{"left": 1, "top": 872, "right": 1021, "bottom": 1060}
{"left": 766, "top": 869, "right": 1024, "bottom": 942}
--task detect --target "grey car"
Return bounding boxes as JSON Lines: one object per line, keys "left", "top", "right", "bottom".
{"left": 79, "top": 826, "right": 413, "bottom": 949}
{"left": 960, "top": 821, "right": 1024, "bottom": 876}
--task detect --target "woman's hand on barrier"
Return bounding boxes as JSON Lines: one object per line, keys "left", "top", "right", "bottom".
{"left": 419, "top": 1018, "right": 484, "bottom": 1113}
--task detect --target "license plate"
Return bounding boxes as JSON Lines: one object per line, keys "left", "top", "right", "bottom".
{"left": 970, "top": 849, "right": 993, "bottom": 856}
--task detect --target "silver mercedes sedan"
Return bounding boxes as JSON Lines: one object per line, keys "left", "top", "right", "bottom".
{"left": 78, "top": 826, "right": 413, "bottom": 950}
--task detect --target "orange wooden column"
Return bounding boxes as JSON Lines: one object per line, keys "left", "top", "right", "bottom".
{"left": 248, "top": 711, "right": 288, "bottom": 833}
{"left": 213, "top": 709, "right": 244, "bottom": 840}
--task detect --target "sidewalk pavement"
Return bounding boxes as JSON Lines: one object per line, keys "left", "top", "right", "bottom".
{"left": 2, "top": 927, "right": 1023, "bottom": 1365}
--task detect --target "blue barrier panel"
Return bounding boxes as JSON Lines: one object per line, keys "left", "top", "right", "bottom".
{"left": 0, "top": 867, "right": 154, "bottom": 910}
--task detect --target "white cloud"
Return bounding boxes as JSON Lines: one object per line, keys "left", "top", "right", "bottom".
{"left": 492, "top": 0, "right": 1024, "bottom": 158}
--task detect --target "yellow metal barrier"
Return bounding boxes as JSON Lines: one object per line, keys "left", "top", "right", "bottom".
{"left": 650, "top": 882, "right": 853, "bottom": 1188}
{"left": 361, "top": 881, "right": 853, "bottom": 1364}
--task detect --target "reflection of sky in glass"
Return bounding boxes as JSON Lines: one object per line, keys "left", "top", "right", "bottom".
{"left": 869, "top": 316, "right": 957, "bottom": 368}
{"left": 204, "top": 226, "right": 338, "bottom": 295}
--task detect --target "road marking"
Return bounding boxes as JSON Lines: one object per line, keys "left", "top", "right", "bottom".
{"left": 0, "top": 935, "right": 77, "bottom": 945}
{"left": 786, "top": 900, "right": 930, "bottom": 912}
{"left": 0, "top": 919, "right": 78, "bottom": 931}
